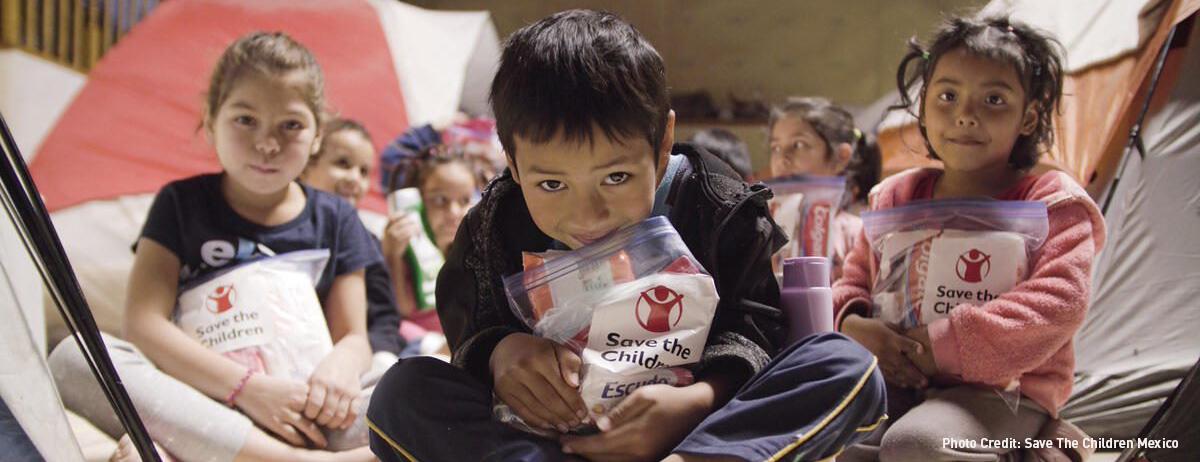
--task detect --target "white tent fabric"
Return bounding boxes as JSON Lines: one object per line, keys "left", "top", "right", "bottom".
{"left": 367, "top": 0, "right": 500, "bottom": 123}
{"left": 0, "top": 51, "right": 86, "bottom": 165}
{"left": 0, "top": 242, "right": 84, "bottom": 461}
{"left": 0, "top": 51, "right": 88, "bottom": 460}
{"left": 1061, "top": 18, "right": 1200, "bottom": 437}
{"left": 979, "top": 0, "right": 1164, "bottom": 72}
{"left": 0, "top": 50, "right": 87, "bottom": 354}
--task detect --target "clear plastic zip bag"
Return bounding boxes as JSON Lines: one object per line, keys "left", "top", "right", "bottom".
{"left": 765, "top": 175, "right": 846, "bottom": 275}
{"left": 497, "top": 217, "right": 720, "bottom": 434}
{"left": 862, "top": 200, "right": 1049, "bottom": 414}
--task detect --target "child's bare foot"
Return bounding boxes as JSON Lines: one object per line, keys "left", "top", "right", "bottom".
{"left": 109, "top": 434, "right": 174, "bottom": 462}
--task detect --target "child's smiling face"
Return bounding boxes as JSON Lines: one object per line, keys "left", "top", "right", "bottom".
{"left": 510, "top": 120, "right": 673, "bottom": 250}
{"left": 303, "top": 129, "right": 375, "bottom": 207}
{"left": 923, "top": 47, "right": 1039, "bottom": 174}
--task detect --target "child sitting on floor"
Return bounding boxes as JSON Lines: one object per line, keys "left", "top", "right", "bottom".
{"left": 50, "top": 32, "right": 377, "bottom": 462}
{"left": 366, "top": 10, "right": 886, "bottom": 462}
{"left": 833, "top": 15, "right": 1106, "bottom": 462}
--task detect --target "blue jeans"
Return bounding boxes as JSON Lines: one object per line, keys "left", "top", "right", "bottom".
{"left": 367, "top": 332, "right": 885, "bottom": 461}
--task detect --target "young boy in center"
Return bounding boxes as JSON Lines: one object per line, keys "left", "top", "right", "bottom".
{"left": 367, "top": 10, "right": 886, "bottom": 461}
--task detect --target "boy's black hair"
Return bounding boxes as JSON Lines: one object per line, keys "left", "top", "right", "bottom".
{"left": 490, "top": 9, "right": 670, "bottom": 164}
{"left": 689, "top": 128, "right": 752, "bottom": 179}
{"left": 893, "top": 16, "right": 1064, "bottom": 170}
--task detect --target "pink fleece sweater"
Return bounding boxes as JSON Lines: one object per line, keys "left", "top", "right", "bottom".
{"left": 832, "top": 168, "right": 1106, "bottom": 416}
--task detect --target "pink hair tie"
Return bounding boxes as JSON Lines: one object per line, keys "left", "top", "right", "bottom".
{"left": 225, "top": 369, "right": 256, "bottom": 408}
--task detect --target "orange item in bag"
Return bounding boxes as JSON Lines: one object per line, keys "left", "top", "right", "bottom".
{"left": 522, "top": 251, "right": 635, "bottom": 321}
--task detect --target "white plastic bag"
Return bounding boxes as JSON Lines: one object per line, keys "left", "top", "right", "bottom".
{"left": 175, "top": 249, "right": 333, "bottom": 381}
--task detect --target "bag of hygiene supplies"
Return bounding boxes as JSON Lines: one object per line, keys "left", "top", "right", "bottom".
{"left": 862, "top": 200, "right": 1048, "bottom": 331}
{"left": 175, "top": 249, "right": 333, "bottom": 381}
{"left": 863, "top": 199, "right": 1049, "bottom": 413}
{"left": 765, "top": 175, "right": 846, "bottom": 268}
{"left": 497, "top": 217, "right": 719, "bottom": 434}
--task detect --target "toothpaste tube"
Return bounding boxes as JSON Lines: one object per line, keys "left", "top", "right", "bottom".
{"left": 388, "top": 188, "right": 444, "bottom": 311}
{"left": 800, "top": 201, "right": 833, "bottom": 257}
{"left": 765, "top": 176, "right": 845, "bottom": 271}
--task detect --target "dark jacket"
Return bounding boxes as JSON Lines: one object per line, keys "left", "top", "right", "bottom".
{"left": 436, "top": 144, "right": 787, "bottom": 387}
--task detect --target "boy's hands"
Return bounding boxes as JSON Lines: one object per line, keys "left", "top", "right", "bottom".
{"left": 236, "top": 374, "right": 329, "bottom": 448}
{"left": 490, "top": 333, "right": 588, "bottom": 432}
{"left": 560, "top": 383, "right": 713, "bottom": 462}
{"left": 842, "top": 314, "right": 929, "bottom": 389}
{"left": 305, "top": 349, "right": 364, "bottom": 431}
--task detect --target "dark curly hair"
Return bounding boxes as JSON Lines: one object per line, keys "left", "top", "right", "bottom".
{"left": 892, "top": 16, "right": 1064, "bottom": 170}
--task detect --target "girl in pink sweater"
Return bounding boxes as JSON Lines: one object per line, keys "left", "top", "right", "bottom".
{"left": 834, "top": 16, "right": 1106, "bottom": 462}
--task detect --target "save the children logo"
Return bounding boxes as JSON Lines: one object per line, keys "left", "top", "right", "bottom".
{"left": 956, "top": 249, "right": 991, "bottom": 283}
{"left": 635, "top": 285, "right": 684, "bottom": 333}
{"left": 205, "top": 284, "right": 237, "bottom": 314}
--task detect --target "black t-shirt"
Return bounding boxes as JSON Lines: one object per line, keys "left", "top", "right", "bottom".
{"left": 138, "top": 173, "right": 382, "bottom": 299}
{"left": 366, "top": 235, "right": 405, "bottom": 354}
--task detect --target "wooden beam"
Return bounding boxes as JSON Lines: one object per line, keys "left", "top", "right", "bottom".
{"left": 0, "top": 0, "right": 20, "bottom": 47}
{"left": 41, "top": 0, "right": 53, "bottom": 56}
{"left": 57, "top": 0, "right": 69, "bottom": 59}
{"left": 87, "top": 0, "right": 99, "bottom": 69}
{"left": 23, "top": 0, "right": 35, "bottom": 49}
{"left": 73, "top": 0, "right": 84, "bottom": 69}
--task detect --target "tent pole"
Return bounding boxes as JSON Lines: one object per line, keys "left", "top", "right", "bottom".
{"left": 1101, "top": 23, "right": 1179, "bottom": 215}
{"left": 0, "top": 111, "right": 161, "bottom": 461}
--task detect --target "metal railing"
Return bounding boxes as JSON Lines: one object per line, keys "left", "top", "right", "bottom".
{"left": 0, "top": 0, "right": 160, "bottom": 71}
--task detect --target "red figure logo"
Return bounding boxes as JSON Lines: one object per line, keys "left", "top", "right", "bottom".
{"left": 635, "top": 285, "right": 685, "bottom": 333}
{"left": 205, "top": 284, "right": 237, "bottom": 314}
{"left": 956, "top": 249, "right": 991, "bottom": 283}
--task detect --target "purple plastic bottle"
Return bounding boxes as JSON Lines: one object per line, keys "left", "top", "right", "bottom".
{"left": 782, "top": 257, "right": 834, "bottom": 347}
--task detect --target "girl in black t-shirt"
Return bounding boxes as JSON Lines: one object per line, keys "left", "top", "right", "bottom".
{"left": 50, "top": 32, "right": 376, "bottom": 462}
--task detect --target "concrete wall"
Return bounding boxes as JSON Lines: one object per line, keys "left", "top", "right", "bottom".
{"left": 409, "top": 0, "right": 985, "bottom": 107}
{"left": 410, "top": 0, "right": 984, "bottom": 171}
